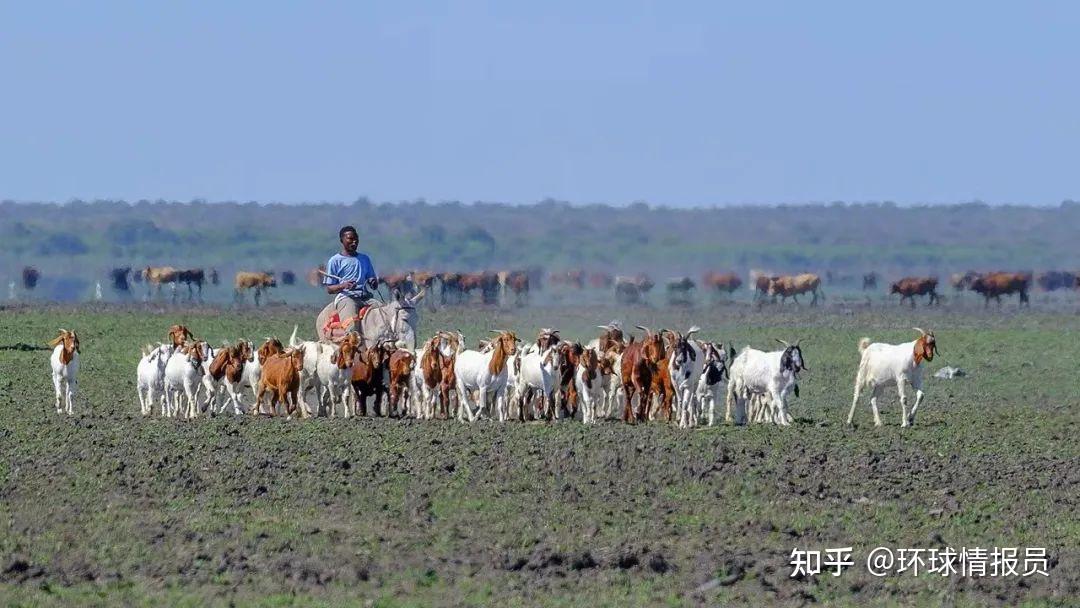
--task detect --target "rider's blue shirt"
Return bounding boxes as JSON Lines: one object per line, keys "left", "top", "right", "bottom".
{"left": 323, "top": 253, "right": 376, "bottom": 299}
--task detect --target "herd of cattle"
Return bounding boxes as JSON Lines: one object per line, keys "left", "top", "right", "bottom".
{"left": 47, "top": 319, "right": 939, "bottom": 429}
{"left": 14, "top": 265, "right": 1078, "bottom": 308}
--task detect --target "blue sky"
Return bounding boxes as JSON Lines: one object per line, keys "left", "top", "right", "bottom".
{"left": 1, "top": 2, "right": 1077, "bottom": 206}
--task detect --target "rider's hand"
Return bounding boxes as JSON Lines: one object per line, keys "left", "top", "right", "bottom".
{"left": 340, "top": 280, "right": 357, "bottom": 291}
{"left": 366, "top": 277, "right": 380, "bottom": 290}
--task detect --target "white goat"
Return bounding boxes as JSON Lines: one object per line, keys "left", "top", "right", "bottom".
{"left": 48, "top": 329, "right": 80, "bottom": 416}
{"left": 289, "top": 325, "right": 326, "bottom": 417}
{"left": 849, "top": 328, "right": 937, "bottom": 427}
{"left": 316, "top": 334, "right": 361, "bottom": 418}
{"left": 197, "top": 343, "right": 221, "bottom": 413}
{"left": 454, "top": 331, "right": 519, "bottom": 422}
{"left": 725, "top": 339, "right": 807, "bottom": 426}
{"left": 666, "top": 327, "right": 703, "bottom": 428}
{"left": 164, "top": 342, "right": 206, "bottom": 418}
{"left": 513, "top": 345, "right": 560, "bottom": 421}
{"left": 136, "top": 343, "right": 173, "bottom": 416}
{"left": 575, "top": 347, "right": 604, "bottom": 424}
{"left": 696, "top": 341, "right": 733, "bottom": 426}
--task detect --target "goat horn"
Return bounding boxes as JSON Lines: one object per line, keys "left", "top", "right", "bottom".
{"left": 912, "top": 327, "right": 926, "bottom": 336}
{"left": 775, "top": 338, "right": 790, "bottom": 347}
{"left": 686, "top": 325, "right": 701, "bottom": 336}
{"left": 635, "top": 325, "right": 652, "bottom": 335}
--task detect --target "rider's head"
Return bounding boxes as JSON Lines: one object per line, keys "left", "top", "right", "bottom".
{"left": 339, "top": 226, "right": 358, "bottom": 255}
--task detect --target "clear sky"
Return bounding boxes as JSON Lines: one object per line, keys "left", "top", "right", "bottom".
{"left": 1, "top": 2, "right": 1077, "bottom": 206}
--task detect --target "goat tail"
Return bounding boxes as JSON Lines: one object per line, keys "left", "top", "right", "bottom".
{"left": 289, "top": 324, "right": 299, "bottom": 348}
{"left": 858, "top": 337, "right": 872, "bottom": 354}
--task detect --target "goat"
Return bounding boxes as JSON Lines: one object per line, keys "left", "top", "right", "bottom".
{"left": 575, "top": 347, "right": 603, "bottom": 424}
{"left": 239, "top": 338, "right": 284, "bottom": 406}
{"left": 387, "top": 348, "right": 416, "bottom": 418}
{"left": 513, "top": 343, "right": 561, "bottom": 421}
{"left": 666, "top": 327, "right": 703, "bottom": 428}
{"left": 256, "top": 347, "right": 306, "bottom": 417}
{"left": 48, "top": 329, "right": 81, "bottom": 415}
{"left": 454, "top": 330, "right": 519, "bottom": 422}
{"left": 696, "top": 341, "right": 734, "bottom": 426}
{"left": 136, "top": 343, "right": 174, "bottom": 416}
{"left": 164, "top": 341, "right": 205, "bottom": 418}
{"left": 350, "top": 342, "right": 392, "bottom": 417}
{"left": 725, "top": 339, "right": 807, "bottom": 426}
{"left": 413, "top": 332, "right": 455, "bottom": 419}
{"left": 620, "top": 326, "right": 666, "bottom": 423}
{"left": 290, "top": 325, "right": 330, "bottom": 416}
{"left": 848, "top": 328, "right": 938, "bottom": 427}
{"left": 317, "top": 332, "right": 361, "bottom": 418}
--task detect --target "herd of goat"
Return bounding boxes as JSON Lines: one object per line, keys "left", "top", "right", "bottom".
{"left": 47, "top": 321, "right": 939, "bottom": 429}
{"left": 15, "top": 265, "right": 1078, "bottom": 308}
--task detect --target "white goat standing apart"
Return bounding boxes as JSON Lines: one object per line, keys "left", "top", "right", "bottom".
{"left": 725, "top": 339, "right": 807, "bottom": 426}
{"left": 454, "top": 330, "right": 519, "bottom": 422}
{"left": 164, "top": 342, "right": 205, "bottom": 418}
{"left": 137, "top": 343, "right": 173, "bottom": 416}
{"left": 696, "top": 341, "right": 733, "bottom": 426}
{"left": 49, "top": 329, "right": 80, "bottom": 415}
{"left": 849, "top": 328, "right": 937, "bottom": 427}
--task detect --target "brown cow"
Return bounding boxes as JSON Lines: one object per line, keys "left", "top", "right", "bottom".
{"left": 890, "top": 277, "right": 940, "bottom": 308}
{"left": 387, "top": 348, "right": 415, "bottom": 418}
{"left": 950, "top": 271, "right": 980, "bottom": 294}
{"left": 306, "top": 264, "right": 325, "bottom": 287}
{"left": 550, "top": 270, "right": 586, "bottom": 289}
{"left": 620, "top": 325, "right": 667, "bottom": 423}
{"left": 234, "top": 271, "right": 277, "bottom": 306}
{"left": 749, "top": 270, "right": 776, "bottom": 302}
{"left": 767, "top": 273, "right": 824, "bottom": 305}
{"left": 439, "top": 272, "right": 463, "bottom": 305}
{"left": 502, "top": 270, "right": 530, "bottom": 306}
{"left": 969, "top": 272, "right": 1031, "bottom": 307}
{"left": 256, "top": 347, "right": 305, "bottom": 417}
{"left": 702, "top": 272, "right": 743, "bottom": 296}
{"left": 143, "top": 266, "right": 179, "bottom": 301}
{"left": 588, "top": 272, "right": 614, "bottom": 289}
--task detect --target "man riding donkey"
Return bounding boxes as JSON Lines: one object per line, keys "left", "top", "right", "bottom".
{"left": 315, "top": 225, "right": 425, "bottom": 349}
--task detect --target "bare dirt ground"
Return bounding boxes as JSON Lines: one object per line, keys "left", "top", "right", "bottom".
{"left": 1, "top": 303, "right": 1077, "bottom": 606}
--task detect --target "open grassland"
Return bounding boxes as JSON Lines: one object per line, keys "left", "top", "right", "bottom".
{"left": 1, "top": 304, "right": 1078, "bottom": 606}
